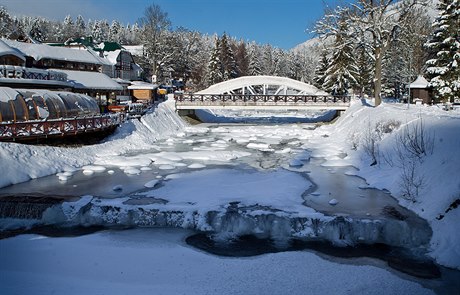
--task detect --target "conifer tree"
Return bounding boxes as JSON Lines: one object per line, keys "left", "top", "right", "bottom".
{"left": 109, "top": 20, "right": 122, "bottom": 42}
{"left": 322, "top": 14, "right": 358, "bottom": 95}
{"left": 354, "top": 45, "right": 373, "bottom": 97}
{"left": 220, "top": 33, "right": 238, "bottom": 80}
{"left": 207, "top": 36, "right": 223, "bottom": 85}
{"left": 75, "top": 15, "right": 86, "bottom": 37}
{"left": 313, "top": 49, "right": 329, "bottom": 90}
{"left": 234, "top": 40, "right": 249, "bottom": 77}
{"left": 0, "top": 6, "right": 24, "bottom": 39}
{"left": 248, "top": 42, "right": 263, "bottom": 76}
{"left": 29, "top": 18, "right": 44, "bottom": 42}
{"left": 425, "top": 0, "right": 460, "bottom": 102}
{"left": 63, "top": 15, "right": 75, "bottom": 40}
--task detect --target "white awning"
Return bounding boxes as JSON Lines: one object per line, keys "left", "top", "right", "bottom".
{"left": 56, "top": 69, "right": 123, "bottom": 91}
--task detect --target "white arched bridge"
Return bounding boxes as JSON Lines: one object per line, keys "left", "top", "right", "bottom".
{"left": 174, "top": 76, "right": 351, "bottom": 111}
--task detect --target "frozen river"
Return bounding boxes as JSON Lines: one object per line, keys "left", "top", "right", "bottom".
{"left": 0, "top": 120, "right": 433, "bottom": 250}
{"left": 0, "top": 122, "right": 406, "bottom": 218}
{"left": 1, "top": 108, "right": 459, "bottom": 294}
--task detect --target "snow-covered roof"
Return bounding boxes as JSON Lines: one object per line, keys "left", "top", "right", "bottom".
{"left": 0, "top": 39, "right": 26, "bottom": 61}
{"left": 103, "top": 50, "right": 121, "bottom": 65}
{"left": 3, "top": 39, "right": 110, "bottom": 65}
{"left": 56, "top": 69, "right": 123, "bottom": 91}
{"left": 409, "top": 76, "right": 429, "bottom": 89}
{"left": 122, "top": 45, "right": 144, "bottom": 56}
{"left": 112, "top": 77, "right": 131, "bottom": 85}
{"left": 128, "top": 81, "right": 158, "bottom": 90}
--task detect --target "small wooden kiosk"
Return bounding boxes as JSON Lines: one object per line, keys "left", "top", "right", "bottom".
{"left": 409, "top": 76, "right": 433, "bottom": 104}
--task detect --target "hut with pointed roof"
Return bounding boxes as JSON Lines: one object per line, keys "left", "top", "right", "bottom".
{"left": 409, "top": 76, "right": 433, "bottom": 104}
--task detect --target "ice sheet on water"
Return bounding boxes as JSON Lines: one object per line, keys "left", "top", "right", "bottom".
{"left": 81, "top": 165, "right": 107, "bottom": 173}
{"left": 95, "top": 156, "right": 152, "bottom": 167}
{"left": 188, "top": 163, "right": 206, "bottom": 169}
{"left": 159, "top": 165, "right": 175, "bottom": 170}
{"left": 321, "top": 159, "right": 353, "bottom": 167}
{"left": 148, "top": 168, "right": 312, "bottom": 212}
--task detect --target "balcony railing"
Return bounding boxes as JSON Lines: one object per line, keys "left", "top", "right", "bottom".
{"left": 0, "top": 66, "right": 67, "bottom": 82}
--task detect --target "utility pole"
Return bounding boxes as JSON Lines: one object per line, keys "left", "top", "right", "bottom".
{"left": 407, "top": 55, "right": 411, "bottom": 110}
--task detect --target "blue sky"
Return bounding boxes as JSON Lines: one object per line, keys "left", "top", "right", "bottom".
{"left": 2, "top": 0, "right": 346, "bottom": 49}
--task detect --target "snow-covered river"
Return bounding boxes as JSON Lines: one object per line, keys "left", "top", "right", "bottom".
{"left": 0, "top": 122, "right": 423, "bottom": 219}
{"left": 0, "top": 120, "right": 433, "bottom": 248}
{"left": 1, "top": 106, "right": 459, "bottom": 294}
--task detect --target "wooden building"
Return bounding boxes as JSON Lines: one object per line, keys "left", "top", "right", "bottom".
{"left": 128, "top": 81, "right": 158, "bottom": 104}
{"left": 409, "top": 76, "right": 433, "bottom": 104}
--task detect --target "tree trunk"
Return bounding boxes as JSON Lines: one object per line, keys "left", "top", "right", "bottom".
{"left": 374, "top": 47, "right": 383, "bottom": 106}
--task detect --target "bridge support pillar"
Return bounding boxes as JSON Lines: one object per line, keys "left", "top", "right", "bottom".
{"left": 177, "top": 109, "right": 202, "bottom": 123}
{"left": 177, "top": 109, "right": 196, "bottom": 117}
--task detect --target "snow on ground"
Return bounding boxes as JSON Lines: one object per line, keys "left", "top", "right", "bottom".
{"left": 0, "top": 100, "right": 187, "bottom": 188}
{"left": 306, "top": 100, "right": 460, "bottom": 269}
{"left": 0, "top": 229, "right": 435, "bottom": 295}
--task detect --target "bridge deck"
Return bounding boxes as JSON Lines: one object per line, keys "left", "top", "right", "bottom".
{"left": 175, "top": 94, "right": 350, "bottom": 110}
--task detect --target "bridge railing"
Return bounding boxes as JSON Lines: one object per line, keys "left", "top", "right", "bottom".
{"left": 175, "top": 93, "right": 351, "bottom": 106}
{"left": 0, "top": 113, "right": 122, "bottom": 142}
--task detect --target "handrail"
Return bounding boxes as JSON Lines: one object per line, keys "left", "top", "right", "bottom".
{"left": 175, "top": 93, "right": 351, "bottom": 105}
{"left": 0, "top": 113, "right": 122, "bottom": 141}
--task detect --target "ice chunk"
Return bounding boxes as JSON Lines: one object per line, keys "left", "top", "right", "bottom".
{"left": 144, "top": 180, "right": 160, "bottom": 188}
{"left": 82, "top": 169, "right": 94, "bottom": 176}
{"left": 289, "top": 159, "right": 304, "bottom": 167}
{"left": 159, "top": 165, "right": 175, "bottom": 170}
{"left": 275, "top": 148, "right": 292, "bottom": 154}
{"left": 124, "top": 168, "right": 141, "bottom": 175}
{"left": 113, "top": 185, "right": 123, "bottom": 191}
{"left": 247, "top": 143, "right": 270, "bottom": 150}
{"left": 107, "top": 170, "right": 115, "bottom": 175}
{"left": 329, "top": 199, "right": 339, "bottom": 206}
{"left": 188, "top": 163, "right": 206, "bottom": 169}
{"left": 81, "top": 165, "right": 106, "bottom": 173}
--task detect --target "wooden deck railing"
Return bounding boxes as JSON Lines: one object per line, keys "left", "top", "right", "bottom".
{"left": 0, "top": 113, "right": 123, "bottom": 142}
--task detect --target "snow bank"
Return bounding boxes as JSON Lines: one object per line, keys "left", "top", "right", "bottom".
{"left": 309, "top": 100, "right": 460, "bottom": 269}
{"left": 0, "top": 229, "right": 434, "bottom": 295}
{"left": 0, "top": 101, "right": 187, "bottom": 188}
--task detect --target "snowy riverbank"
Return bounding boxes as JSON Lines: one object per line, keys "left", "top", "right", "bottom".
{"left": 307, "top": 100, "right": 460, "bottom": 269}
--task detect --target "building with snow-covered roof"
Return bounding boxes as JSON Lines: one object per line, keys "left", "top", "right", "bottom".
{"left": 409, "top": 76, "right": 433, "bottom": 104}
{"left": 0, "top": 39, "right": 25, "bottom": 66}
{"left": 102, "top": 49, "right": 142, "bottom": 81}
{"left": 3, "top": 39, "right": 110, "bottom": 71}
{"left": 128, "top": 81, "right": 159, "bottom": 104}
